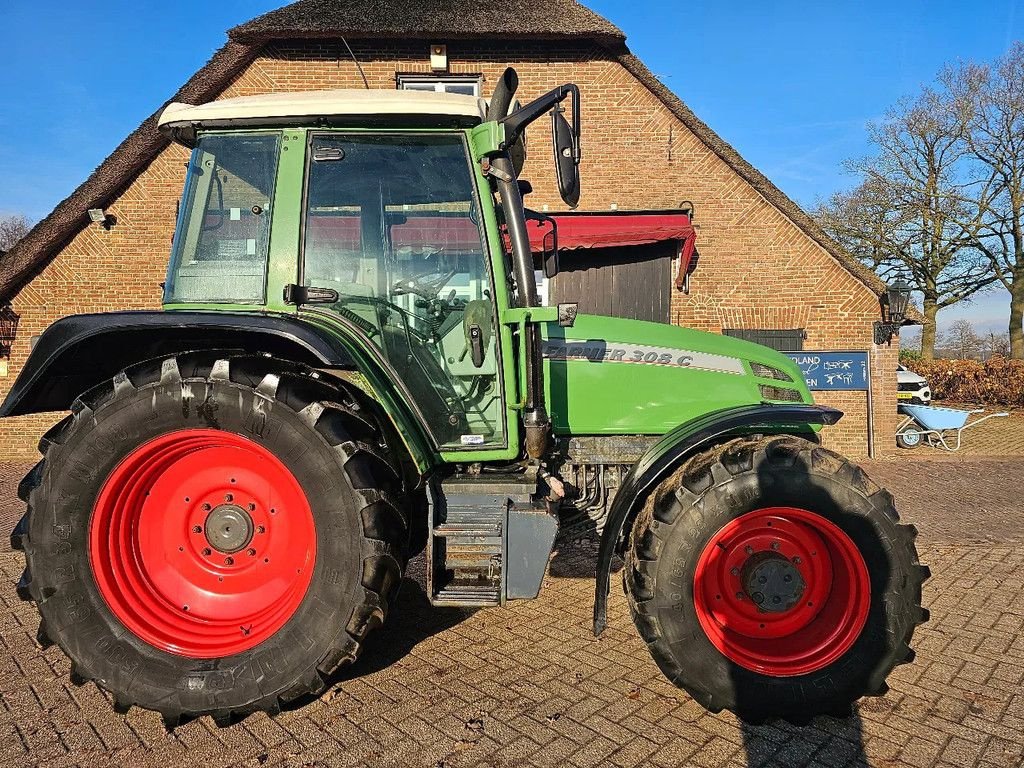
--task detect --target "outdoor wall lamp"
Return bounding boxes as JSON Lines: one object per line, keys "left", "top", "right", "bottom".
{"left": 87, "top": 208, "right": 116, "bottom": 230}
{"left": 430, "top": 44, "right": 448, "bottom": 72}
{"left": 874, "top": 277, "right": 912, "bottom": 346}
{"left": 0, "top": 304, "right": 20, "bottom": 359}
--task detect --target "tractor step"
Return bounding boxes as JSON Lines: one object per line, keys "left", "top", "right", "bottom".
{"left": 428, "top": 473, "right": 558, "bottom": 608}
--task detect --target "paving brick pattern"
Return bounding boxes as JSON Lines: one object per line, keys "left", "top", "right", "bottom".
{"left": 1, "top": 459, "right": 1022, "bottom": 768}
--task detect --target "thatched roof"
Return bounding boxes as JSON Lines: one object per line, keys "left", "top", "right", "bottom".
{"left": 0, "top": 0, "right": 903, "bottom": 316}
{"left": 231, "top": 0, "right": 626, "bottom": 44}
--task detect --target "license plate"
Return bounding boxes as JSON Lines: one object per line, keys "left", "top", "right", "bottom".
{"left": 897, "top": 392, "right": 913, "bottom": 400}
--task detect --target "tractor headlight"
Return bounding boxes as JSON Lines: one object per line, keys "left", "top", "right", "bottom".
{"left": 759, "top": 385, "right": 804, "bottom": 403}
{"left": 750, "top": 362, "right": 793, "bottom": 382}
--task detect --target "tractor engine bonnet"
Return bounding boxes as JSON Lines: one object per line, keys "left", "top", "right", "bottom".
{"left": 539, "top": 312, "right": 811, "bottom": 436}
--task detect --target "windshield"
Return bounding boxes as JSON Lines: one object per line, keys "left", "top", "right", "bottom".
{"left": 302, "top": 132, "right": 504, "bottom": 449}
{"left": 165, "top": 133, "right": 280, "bottom": 304}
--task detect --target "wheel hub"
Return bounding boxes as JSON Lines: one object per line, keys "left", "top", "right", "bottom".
{"left": 88, "top": 429, "right": 317, "bottom": 659}
{"left": 204, "top": 504, "right": 254, "bottom": 554}
{"left": 741, "top": 552, "right": 806, "bottom": 613}
{"left": 693, "top": 506, "right": 871, "bottom": 677}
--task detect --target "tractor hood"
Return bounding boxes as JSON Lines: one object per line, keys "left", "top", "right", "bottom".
{"left": 540, "top": 313, "right": 812, "bottom": 435}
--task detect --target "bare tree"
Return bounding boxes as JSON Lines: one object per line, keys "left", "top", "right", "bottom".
{"left": 814, "top": 87, "right": 996, "bottom": 359}
{"left": 981, "top": 330, "right": 1011, "bottom": 359}
{"left": 0, "top": 214, "right": 31, "bottom": 253}
{"left": 938, "top": 318, "right": 983, "bottom": 360}
{"left": 945, "top": 43, "right": 1024, "bottom": 358}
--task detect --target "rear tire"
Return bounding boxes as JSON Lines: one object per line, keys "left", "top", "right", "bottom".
{"left": 625, "top": 435, "right": 928, "bottom": 723}
{"left": 13, "top": 353, "right": 412, "bottom": 726}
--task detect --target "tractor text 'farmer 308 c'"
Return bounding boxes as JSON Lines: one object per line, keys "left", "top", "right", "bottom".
{"left": 4, "top": 69, "right": 928, "bottom": 727}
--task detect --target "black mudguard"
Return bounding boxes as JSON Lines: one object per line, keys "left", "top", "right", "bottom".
{"left": 0, "top": 311, "right": 354, "bottom": 417}
{"left": 592, "top": 403, "right": 843, "bottom": 636}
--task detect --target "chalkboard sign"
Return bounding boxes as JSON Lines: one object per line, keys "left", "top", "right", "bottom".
{"left": 783, "top": 351, "right": 869, "bottom": 391}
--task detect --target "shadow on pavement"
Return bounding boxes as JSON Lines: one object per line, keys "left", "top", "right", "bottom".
{"left": 283, "top": 572, "right": 475, "bottom": 712}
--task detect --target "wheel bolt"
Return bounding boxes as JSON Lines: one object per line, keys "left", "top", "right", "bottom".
{"left": 248, "top": 503, "right": 256, "bottom": 512}
{"left": 202, "top": 503, "right": 212, "bottom": 512}
{"left": 192, "top": 526, "right": 202, "bottom": 534}
{"left": 202, "top": 548, "right": 212, "bottom": 556}
{"left": 247, "top": 548, "right": 257, "bottom": 557}
{"left": 744, "top": 545, "right": 754, "bottom": 555}
{"left": 751, "top": 592, "right": 765, "bottom": 604}
{"left": 257, "top": 525, "right": 266, "bottom": 534}
{"left": 783, "top": 574, "right": 792, "bottom": 583}
{"left": 225, "top": 493, "right": 234, "bottom": 502}
{"left": 770, "top": 541, "right": 780, "bottom": 551}
{"left": 792, "top": 556, "right": 802, "bottom": 565}
{"left": 730, "top": 567, "right": 740, "bottom": 576}
{"left": 735, "top": 591, "right": 745, "bottom": 600}
{"left": 224, "top": 556, "right": 234, "bottom": 566}
{"left": 758, "top": 576, "right": 767, "bottom": 585}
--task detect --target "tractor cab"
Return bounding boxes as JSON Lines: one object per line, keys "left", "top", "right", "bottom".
{"left": 159, "top": 75, "right": 582, "bottom": 458}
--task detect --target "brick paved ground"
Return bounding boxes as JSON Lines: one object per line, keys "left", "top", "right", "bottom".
{"left": 1, "top": 458, "right": 1022, "bottom": 768}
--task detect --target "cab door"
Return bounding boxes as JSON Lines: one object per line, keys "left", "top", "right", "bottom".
{"left": 300, "top": 131, "right": 508, "bottom": 452}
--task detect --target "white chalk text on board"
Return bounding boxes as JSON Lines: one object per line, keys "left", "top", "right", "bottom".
{"left": 783, "top": 351, "right": 869, "bottom": 391}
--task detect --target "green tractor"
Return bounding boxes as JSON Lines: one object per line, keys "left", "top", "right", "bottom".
{"left": 4, "top": 69, "right": 927, "bottom": 727}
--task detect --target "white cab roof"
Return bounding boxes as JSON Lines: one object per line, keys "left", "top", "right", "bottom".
{"left": 159, "top": 89, "right": 488, "bottom": 135}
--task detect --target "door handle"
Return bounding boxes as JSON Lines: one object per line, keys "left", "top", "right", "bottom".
{"left": 283, "top": 284, "right": 340, "bottom": 305}
{"left": 468, "top": 324, "right": 485, "bottom": 368}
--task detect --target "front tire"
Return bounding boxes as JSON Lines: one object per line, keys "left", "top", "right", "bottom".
{"left": 625, "top": 435, "right": 928, "bottom": 723}
{"left": 896, "top": 425, "right": 923, "bottom": 449}
{"left": 13, "top": 353, "right": 411, "bottom": 726}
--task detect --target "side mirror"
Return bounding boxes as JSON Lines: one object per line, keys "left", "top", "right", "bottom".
{"left": 541, "top": 225, "right": 559, "bottom": 279}
{"left": 525, "top": 209, "right": 560, "bottom": 278}
{"left": 552, "top": 106, "right": 581, "bottom": 208}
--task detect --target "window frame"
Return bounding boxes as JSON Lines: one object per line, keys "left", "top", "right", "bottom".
{"left": 396, "top": 74, "right": 483, "bottom": 97}
{"left": 164, "top": 130, "right": 283, "bottom": 306}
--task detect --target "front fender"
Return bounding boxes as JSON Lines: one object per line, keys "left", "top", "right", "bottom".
{"left": 593, "top": 403, "right": 843, "bottom": 636}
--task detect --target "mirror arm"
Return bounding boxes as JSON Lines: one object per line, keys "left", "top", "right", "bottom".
{"left": 501, "top": 84, "right": 580, "bottom": 151}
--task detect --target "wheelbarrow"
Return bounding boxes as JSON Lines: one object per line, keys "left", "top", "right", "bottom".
{"left": 896, "top": 403, "right": 1009, "bottom": 452}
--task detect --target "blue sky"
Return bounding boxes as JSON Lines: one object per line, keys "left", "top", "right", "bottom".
{"left": 2, "top": 1, "right": 1021, "bottom": 333}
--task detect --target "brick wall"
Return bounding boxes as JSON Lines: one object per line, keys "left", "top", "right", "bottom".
{"left": 0, "top": 39, "right": 896, "bottom": 459}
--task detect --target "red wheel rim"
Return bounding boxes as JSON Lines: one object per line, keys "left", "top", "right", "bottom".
{"left": 89, "top": 430, "right": 316, "bottom": 658}
{"left": 693, "top": 507, "right": 870, "bottom": 677}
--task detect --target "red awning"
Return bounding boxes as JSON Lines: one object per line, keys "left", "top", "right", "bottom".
{"left": 526, "top": 212, "right": 695, "bottom": 251}
{"left": 527, "top": 212, "right": 699, "bottom": 288}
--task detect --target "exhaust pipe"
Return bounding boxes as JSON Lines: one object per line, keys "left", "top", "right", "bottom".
{"left": 486, "top": 68, "right": 519, "bottom": 121}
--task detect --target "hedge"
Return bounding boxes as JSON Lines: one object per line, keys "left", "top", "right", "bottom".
{"left": 907, "top": 357, "right": 1024, "bottom": 407}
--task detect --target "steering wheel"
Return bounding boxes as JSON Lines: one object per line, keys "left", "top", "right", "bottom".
{"left": 391, "top": 269, "right": 458, "bottom": 301}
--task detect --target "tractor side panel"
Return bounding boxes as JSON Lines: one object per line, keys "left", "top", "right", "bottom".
{"left": 541, "top": 313, "right": 809, "bottom": 435}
